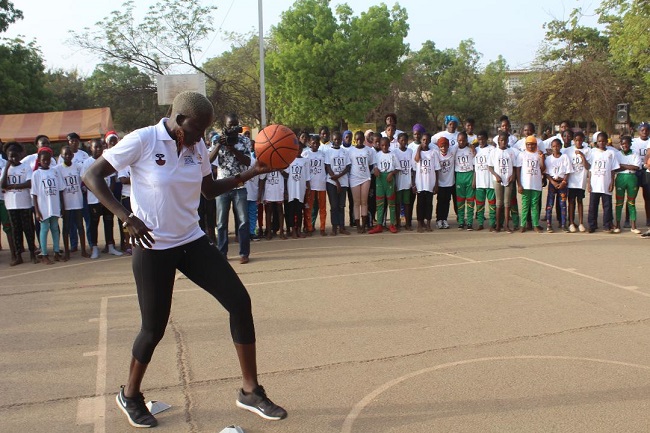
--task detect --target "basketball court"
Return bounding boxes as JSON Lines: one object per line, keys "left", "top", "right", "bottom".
{"left": 1, "top": 222, "right": 649, "bottom": 432}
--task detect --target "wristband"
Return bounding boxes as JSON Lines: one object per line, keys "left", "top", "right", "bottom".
{"left": 122, "top": 212, "right": 135, "bottom": 228}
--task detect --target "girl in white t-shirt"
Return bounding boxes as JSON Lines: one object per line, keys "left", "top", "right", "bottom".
{"left": 368, "top": 137, "right": 399, "bottom": 234}
{"left": 632, "top": 122, "right": 650, "bottom": 227}
{"left": 489, "top": 132, "right": 517, "bottom": 233}
{"left": 31, "top": 147, "right": 64, "bottom": 264}
{"left": 413, "top": 136, "right": 441, "bottom": 231}
{"left": 59, "top": 146, "right": 89, "bottom": 260}
{"left": 303, "top": 135, "right": 328, "bottom": 235}
{"left": 587, "top": 132, "right": 620, "bottom": 232}
{"left": 435, "top": 137, "right": 456, "bottom": 229}
{"left": 515, "top": 136, "right": 546, "bottom": 233}
{"left": 348, "top": 131, "right": 374, "bottom": 233}
{"left": 394, "top": 133, "right": 414, "bottom": 230}
{"left": 1, "top": 142, "right": 38, "bottom": 264}
{"left": 564, "top": 131, "right": 592, "bottom": 232}
{"left": 473, "top": 132, "right": 495, "bottom": 230}
{"left": 260, "top": 170, "right": 287, "bottom": 239}
{"left": 544, "top": 139, "right": 573, "bottom": 232}
{"left": 325, "top": 131, "right": 352, "bottom": 235}
{"left": 284, "top": 150, "right": 311, "bottom": 238}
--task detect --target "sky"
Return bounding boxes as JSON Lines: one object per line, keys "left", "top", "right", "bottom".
{"left": 5, "top": 0, "right": 601, "bottom": 75}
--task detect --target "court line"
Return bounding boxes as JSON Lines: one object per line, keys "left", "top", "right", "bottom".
{"left": 0, "top": 256, "right": 127, "bottom": 281}
{"left": 521, "top": 257, "right": 650, "bottom": 299}
{"left": 341, "top": 355, "right": 650, "bottom": 433}
{"left": 104, "top": 257, "right": 517, "bottom": 300}
{"left": 253, "top": 245, "right": 476, "bottom": 262}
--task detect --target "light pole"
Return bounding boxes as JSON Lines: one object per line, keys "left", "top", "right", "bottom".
{"left": 258, "top": 0, "right": 267, "bottom": 128}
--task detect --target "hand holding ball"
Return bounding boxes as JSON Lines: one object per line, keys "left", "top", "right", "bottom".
{"left": 255, "top": 125, "right": 299, "bottom": 170}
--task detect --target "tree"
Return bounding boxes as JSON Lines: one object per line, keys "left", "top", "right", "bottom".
{"left": 598, "top": 0, "right": 650, "bottom": 120}
{"left": 44, "top": 69, "right": 93, "bottom": 111}
{"left": 69, "top": 0, "right": 218, "bottom": 80}
{"left": 266, "top": 0, "right": 409, "bottom": 129}
{"left": 0, "top": 38, "right": 57, "bottom": 114}
{"left": 512, "top": 9, "right": 626, "bottom": 132}
{"left": 0, "top": 0, "right": 23, "bottom": 33}
{"left": 393, "top": 39, "right": 507, "bottom": 132}
{"left": 201, "top": 33, "right": 263, "bottom": 128}
{"left": 84, "top": 64, "right": 164, "bottom": 132}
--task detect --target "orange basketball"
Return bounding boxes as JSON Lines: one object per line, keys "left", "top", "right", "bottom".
{"left": 255, "top": 124, "right": 299, "bottom": 170}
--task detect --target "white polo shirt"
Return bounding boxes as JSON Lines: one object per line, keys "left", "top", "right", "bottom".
{"left": 102, "top": 118, "right": 212, "bottom": 250}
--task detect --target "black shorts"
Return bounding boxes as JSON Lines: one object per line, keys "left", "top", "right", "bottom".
{"left": 568, "top": 188, "right": 585, "bottom": 200}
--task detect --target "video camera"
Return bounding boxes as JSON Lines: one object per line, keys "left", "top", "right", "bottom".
{"left": 223, "top": 125, "right": 243, "bottom": 145}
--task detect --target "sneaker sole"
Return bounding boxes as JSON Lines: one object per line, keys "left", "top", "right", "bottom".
{"left": 116, "top": 393, "right": 156, "bottom": 428}
{"left": 236, "top": 399, "right": 285, "bottom": 420}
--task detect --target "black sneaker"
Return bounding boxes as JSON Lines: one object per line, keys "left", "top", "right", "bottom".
{"left": 236, "top": 385, "right": 287, "bottom": 420}
{"left": 457, "top": 224, "right": 465, "bottom": 230}
{"left": 116, "top": 386, "right": 158, "bottom": 428}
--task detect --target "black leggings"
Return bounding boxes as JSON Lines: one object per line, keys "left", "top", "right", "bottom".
{"left": 416, "top": 191, "right": 434, "bottom": 221}
{"left": 8, "top": 208, "right": 36, "bottom": 253}
{"left": 131, "top": 236, "right": 255, "bottom": 364}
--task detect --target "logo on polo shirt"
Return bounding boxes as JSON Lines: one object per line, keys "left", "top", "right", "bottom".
{"left": 155, "top": 154, "right": 166, "bottom": 166}
{"left": 184, "top": 155, "right": 195, "bottom": 165}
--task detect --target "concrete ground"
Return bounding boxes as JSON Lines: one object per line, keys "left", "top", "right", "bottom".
{"left": 1, "top": 204, "right": 649, "bottom": 433}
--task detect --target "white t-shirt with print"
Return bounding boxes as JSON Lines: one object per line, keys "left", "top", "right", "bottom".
{"left": 375, "top": 151, "right": 398, "bottom": 173}
{"left": 285, "top": 158, "right": 311, "bottom": 202}
{"left": 245, "top": 154, "right": 261, "bottom": 201}
{"left": 261, "top": 170, "right": 284, "bottom": 202}
{"left": 117, "top": 167, "right": 131, "bottom": 197}
{"left": 348, "top": 146, "right": 374, "bottom": 188}
{"left": 58, "top": 162, "right": 84, "bottom": 210}
{"left": 454, "top": 146, "right": 474, "bottom": 173}
{"left": 631, "top": 137, "right": 649, "bottom": 163}
{"left": 81, "top": 157, "right": 111, "bottom": 205}
{"left": 492, "top": 134, "right": 518, "bottom": 148}
{"left": 516, "top": 151, "right": 544, "bottom": 191}
{"left": 325, "top": 147, "right": 351, "bottom": 188}
{"left": 489, "top": 147, "right": 516, "bottom": 187}
{"left": 564, "top": 146, "right": 592, "bottom": 190}
{"left": 616, "top": 149, "right": 642, "bottom": 174}
{"left": 544, "top": 153, "right": 573, "bottom": 180}
{"left": 102, "top": 118, "right": 213, "bottom": 250}
{"left": 393, "top": 147, "right": 413, "bottom": 191}
{"left": 513, "top": 137, "right": 546, "bottom": 154}
{"left": 4, "top": 163, "right": 33, "bottom": 209}
{"left": 414, "top": 149, "right": 441, "bottom": 192}
{"left": 303, "top": 149, "right": 327, "bottom": 191}
{"left": 474, "top": 145, "right": 494, "bottom": 189}
{"left": 433, "top": 131, "right": 460, "bottom": 147}
{"left": 0, "top": 157, "right": 5, "bottom": 200}
{"left": 31, "top": 168, "right": 63, "bottom": 219}
{"left": 589, "top": 149, "right": 620, "bottom": 195}
{"left": 438, "top": 148, "right": 456, "bottom": 187}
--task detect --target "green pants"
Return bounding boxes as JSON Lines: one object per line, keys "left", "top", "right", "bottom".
{"left": 521, "top": 189, "right": 542, "bottom": 227}
{"left": 615, "top": 173, "right": 638, "bottom": 222}
{"left": 455, "top": 171, "right": 475, "bottom": 225}
{"left": 475, "top": 188, "right": 496, "bottom": 227}
{"left": 376, "top": 172, "right": 396, "bottom": 225}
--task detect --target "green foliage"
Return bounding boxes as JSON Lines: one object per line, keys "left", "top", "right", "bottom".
{"left": 0, "top": 0, "right": 23, "bottom": 33}
{"left": 44, "top": 69, "right": 93, "bottom": 111}
{"left": 267, "top": 0, "right": 409, "bottom": 129}
{"left": 0, "top": 38, "right": 57, "bottom": 114}
{"left": 84, "top": 63, "right": 165, "bottom": 132}
{"left": 201, "top": 33, "right": 262, "bottom": 128}
{"left": 394, "top": 39, "right": 507, "bottom": 132}
{"left": 598, "top": 0, "right": 650, "bottom": 120}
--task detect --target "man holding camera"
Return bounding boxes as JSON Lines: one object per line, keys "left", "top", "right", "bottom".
{"left": 209, "top": 113, "right": 252, "bottom": 263}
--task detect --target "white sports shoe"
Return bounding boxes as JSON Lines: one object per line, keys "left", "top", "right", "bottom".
{"left": 90, "top": 246, "right": 100, "bottom": 259}
{"left": 578, "top": 224, "right": 586, "bottom": 233}
{"left": 613, "top": 228, "right": 621, "bottom": 233}
{"left": 442, "top": 220, "right": 450, "bottom": 229}
{"left": 436, "top": 220, "right": 443, "bottom": 229}
{"left": 108, "top": 245, "right": 123, "bottom": 256}
{"left": 569, "top": 224, "right": 577, "bottom": 233}
{"left": 631, "top": 228, "right": 642, "bottom": 234}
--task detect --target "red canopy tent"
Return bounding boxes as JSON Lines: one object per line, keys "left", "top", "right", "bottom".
{"left": 0, "top": 108, "right": 114, "bottom": 143}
